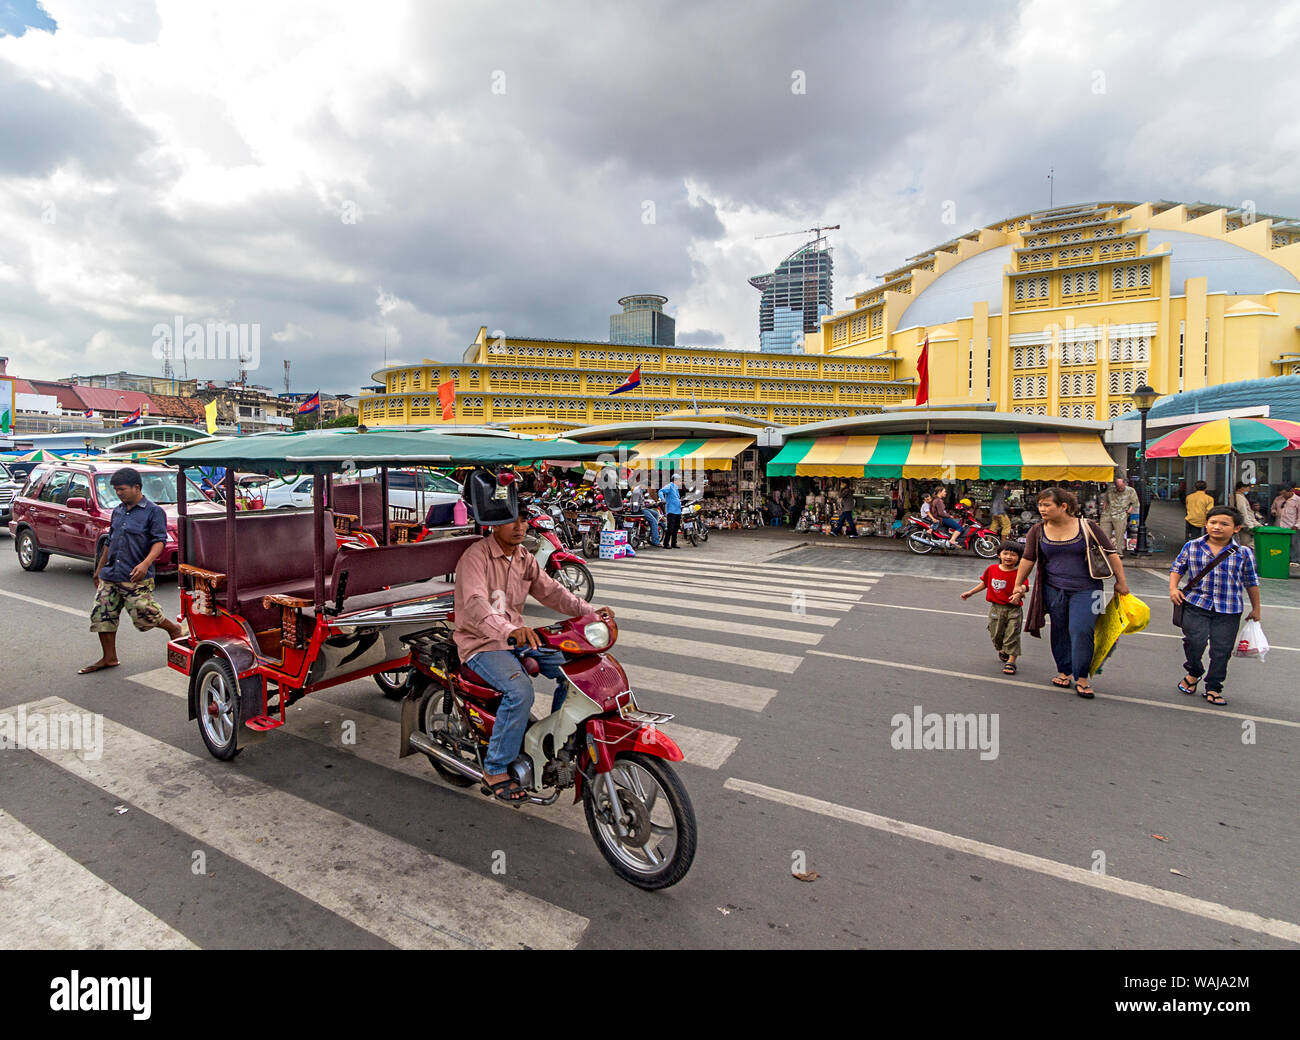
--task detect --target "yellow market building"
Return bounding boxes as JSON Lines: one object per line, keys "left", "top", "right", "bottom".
{"left": 806, "top": 200, "right": 1300, "bottom": 419}
{"left": 355, "top": 327, "right": 914, "bottom": 430}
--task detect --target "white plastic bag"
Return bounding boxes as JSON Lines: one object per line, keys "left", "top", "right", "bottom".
{"left": 1233, "top": 619, "right": 1270, "bottom": 663}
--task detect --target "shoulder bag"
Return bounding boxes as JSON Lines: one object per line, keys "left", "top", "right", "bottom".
{"left": 1079, "top": 519, "right": 1115, "bottom": 580}
{"left": 1172, "top": 545, "right": 1238, "bottom": 628}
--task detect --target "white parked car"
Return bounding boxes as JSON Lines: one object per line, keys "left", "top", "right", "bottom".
{"left": 262, "top": 474, "right": 316, "bottom": 509}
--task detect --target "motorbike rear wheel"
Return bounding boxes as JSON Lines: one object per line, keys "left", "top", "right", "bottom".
{"left": 583, "top": 751, "right": 696, "bottom": 890}
{"left": 906, "top": 532, "right": 933, "bottom": 554}
{"left": 581, "top": 529, "right": 600, "bottom": 559}
{"left": 684, "top": 525, "right": 697, "bottom": 547}
{"left": 974, "top": 534, "right": 1000, "bottom": 559}
{"left": 698, "top": 526, "right": 708, "bottom": 542}
{"left": 418, "top": 688, "right": 478, "bottom": 787}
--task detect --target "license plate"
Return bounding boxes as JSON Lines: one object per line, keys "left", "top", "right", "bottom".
{"left": 623, "top": 522, "right": 636, "bottom": 529}
{"left": 578, "top": 524, "right": 591, "bottom": 532}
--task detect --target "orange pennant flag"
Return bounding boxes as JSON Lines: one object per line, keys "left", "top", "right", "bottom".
{"left": 437, "top": 379, "right": 455, "bottom": 421}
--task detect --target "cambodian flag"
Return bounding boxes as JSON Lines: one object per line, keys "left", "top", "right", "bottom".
{"left": 83, "top": 409, "right": 94, "bottom": 418}
{"left": 122, "top": 407, "right": 142, "bottom": 426}
{"left": 297, "top": 391, "right": 320, "bottom": 415}
{"left": 610, "top": 366, "right": 641, "bottom": 395}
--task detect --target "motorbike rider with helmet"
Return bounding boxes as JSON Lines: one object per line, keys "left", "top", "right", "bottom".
{"left": 453, "top": 471, "right": 616, "bottom": 803}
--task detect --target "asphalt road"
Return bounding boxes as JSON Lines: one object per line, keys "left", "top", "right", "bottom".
{"left": 1, "top": 528, "right": 1297, "bottom": 949}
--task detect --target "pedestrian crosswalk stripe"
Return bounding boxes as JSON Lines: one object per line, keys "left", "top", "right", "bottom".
{"left": 22, "top": 695, "right": 589, "bottom": 950}
{"left": 621, "top": 664, "right": 776, "bottom": 712}
{"left": 595, "top": 555, "right": 876, "bottom": 589}
{"left": 592, "top": 574, "right": 856, "bottom": 611}
{"left": 590, "top": 568, "right": 865, "bottom": 603}
{"left": 0, "top": 809, "right": 198, "bottom": 950}
{"left": 595, "top": 588, "right": 839, "bottom": 627}
{"left": 749, "top": 557, "right": 887, "bottom": 578}
{"left": 581, "top": 605, "right": 823, "bottom": 646}
{"left": 612, "top": 554, "right": 882, "bottom": 583}
{"left": 591, "top": 558, "right": 871, "bottom": 595}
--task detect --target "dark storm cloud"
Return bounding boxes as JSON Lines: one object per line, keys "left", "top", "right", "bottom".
{"left": 0, "top": 58, "right": 155, "bottom": 177}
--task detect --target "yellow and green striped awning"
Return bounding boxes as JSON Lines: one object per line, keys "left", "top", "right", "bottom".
{"left": 767, "top": 432, "right": 1115, "bottom": 481}
{"left": 599, "top": 437, "right": 756, "bottom": 470}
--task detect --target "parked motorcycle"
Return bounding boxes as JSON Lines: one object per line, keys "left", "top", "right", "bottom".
{"left": 525, "top": 503, "right": 595, "bottom": 601}
{"left": 679, "top": 502, "right": 708, "bottom": 546}
{"left": 401, "top": 613, "right": 697, "bottom": 889}
{"left": 904, "top": 513, "right": 1001, "bottom": 557}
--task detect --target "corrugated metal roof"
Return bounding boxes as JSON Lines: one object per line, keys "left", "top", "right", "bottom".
{"left": 1114, "top": 375, "right": 1300, "bottom": 424}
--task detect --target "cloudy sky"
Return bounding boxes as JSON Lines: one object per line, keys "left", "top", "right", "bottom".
{"left": 2, "top": 0, "right": 1298, "bottom": 394}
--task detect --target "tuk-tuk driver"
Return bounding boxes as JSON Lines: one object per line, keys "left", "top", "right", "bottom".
{"left": 454, "top": 512, "right": 616, "bottom": 803}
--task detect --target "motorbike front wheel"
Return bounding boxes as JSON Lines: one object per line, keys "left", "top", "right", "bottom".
{"left": 583, "top": 752, "right": 696, "bottom": 890}
{"left": 973, "top": 535, "right": 1000, "bottom": 559}
{"left": 906, "top": 532, "right": 933, "bottom": 554}
{"left": 551, "top": 560, "right": 595, "bottom": 602}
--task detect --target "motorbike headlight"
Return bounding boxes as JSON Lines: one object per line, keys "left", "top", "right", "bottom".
{"left": 583, "top": 621, "right": 610, "bottom": 649}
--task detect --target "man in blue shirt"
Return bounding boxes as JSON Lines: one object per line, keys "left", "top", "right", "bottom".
{"left": 1169, "top": 506, "right": 1261, "bottom": 706}
{"left": 81, "top": 468, "right": 183, "bottom": 674}
{"left": 660, "top": 473, "right": 682, "bottom": 549}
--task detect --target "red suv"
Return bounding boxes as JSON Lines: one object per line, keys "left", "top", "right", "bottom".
{"left": 9, "top": 461, "right": 221, "bottom": 573}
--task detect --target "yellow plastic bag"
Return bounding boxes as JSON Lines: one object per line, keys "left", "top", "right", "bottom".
{"left": 1090, "top": 592, "right": 1150, "bottom": 675}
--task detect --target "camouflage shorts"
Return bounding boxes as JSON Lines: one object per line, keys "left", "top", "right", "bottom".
{"left": 90, "top": 579, "right": 168, "bottom": 633}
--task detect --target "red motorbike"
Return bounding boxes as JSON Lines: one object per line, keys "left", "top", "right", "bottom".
{"left": 905, "top": 511, "right": 1001, "bottom": 558}
{"left": 400, "top": 612, "right": 697, "bottom": 890}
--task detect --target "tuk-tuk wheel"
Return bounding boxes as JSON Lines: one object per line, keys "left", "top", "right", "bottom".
{"left": 196, "top": 657, "right": 240, "bottom": 761}
{"left": 373, "top": 668, "right": 411, "bottom": 699}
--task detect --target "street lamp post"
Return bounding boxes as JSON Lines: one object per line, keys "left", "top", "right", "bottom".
{"left": 1129, "top": 383, "right": 1161, "bottom": 555}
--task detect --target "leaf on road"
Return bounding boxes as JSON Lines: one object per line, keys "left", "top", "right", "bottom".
{"left": 1169, "top": 868, "right": 1189, "bottom": 877}
{"left": 792, "top": 871, "right": 820, "bottom": 882}
{"left": 1151, "top": 834, "right": 1167, "bottom": 841}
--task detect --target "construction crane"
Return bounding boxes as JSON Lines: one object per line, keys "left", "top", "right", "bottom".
{"left": 754, "top": 223, "right": 840, "bottom": 243}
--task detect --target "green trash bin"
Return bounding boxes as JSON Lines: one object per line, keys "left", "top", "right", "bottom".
{"left": 1254, "top": 526, "right": 1295, "bottom": 579}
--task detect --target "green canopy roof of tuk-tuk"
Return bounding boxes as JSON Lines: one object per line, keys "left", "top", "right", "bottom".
{"left": 166, "top": 429, "right": 626, "bottom": 473}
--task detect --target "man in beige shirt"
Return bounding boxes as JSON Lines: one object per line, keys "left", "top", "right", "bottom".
{"left": 1184, "top": 480, "right": 1215, "bottom": 542}
{"left": 454, "top": 513, "right": 614, "bottom": 801}
{"left": 1100, "top": 477, "right": 1139, "bottom": 556}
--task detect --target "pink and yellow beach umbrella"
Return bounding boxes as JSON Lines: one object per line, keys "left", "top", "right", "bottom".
{"left": 1146, "top": 417, "right": 1300, "bottom": 458}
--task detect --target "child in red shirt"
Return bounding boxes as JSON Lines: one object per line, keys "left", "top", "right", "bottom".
{"left": 961, "top": 542, "right": 1029, "bottom": 674}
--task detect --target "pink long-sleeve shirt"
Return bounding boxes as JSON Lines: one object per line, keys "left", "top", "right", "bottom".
{"left": 453, "top": 533, "right": 592, "bottom": 661}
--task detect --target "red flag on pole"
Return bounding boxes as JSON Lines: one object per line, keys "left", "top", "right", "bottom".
{"left": 437, "top": 379, "right": 455, "bottom": 421}
{"left": 916, "top": 336, "right": 930, "bottom": 406}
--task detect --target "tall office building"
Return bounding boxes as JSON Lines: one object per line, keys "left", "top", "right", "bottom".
{"left": 749, "top": 240, "right": 834, "bottom": 353}
{"left": 610, "top": 294, "right": 676, "bottom": 345}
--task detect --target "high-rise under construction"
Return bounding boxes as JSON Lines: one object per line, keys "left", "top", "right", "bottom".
{"left": 749, "top": 240, "right": 833, "bottom": 353}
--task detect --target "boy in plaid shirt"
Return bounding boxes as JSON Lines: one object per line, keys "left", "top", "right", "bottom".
{"left": 1170, "top": 506, "right": 1261, "bottom": 706}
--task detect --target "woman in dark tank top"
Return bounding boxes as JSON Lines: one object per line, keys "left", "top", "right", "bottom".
{"left": 1011, "top": 487, "right": 1130, "bottom": 698}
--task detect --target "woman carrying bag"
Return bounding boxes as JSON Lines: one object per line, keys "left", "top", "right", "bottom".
{"left": 1010, "top": 486, "right": 1131, "bottom": 698}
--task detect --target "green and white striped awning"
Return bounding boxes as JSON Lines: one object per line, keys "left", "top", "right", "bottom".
{"left": 767, "top": 432, "right": 1115, "bottom": 481}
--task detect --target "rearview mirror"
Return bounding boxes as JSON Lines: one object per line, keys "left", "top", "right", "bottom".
{"left": 65, "top": 497, "right": 91, "bottom": 512}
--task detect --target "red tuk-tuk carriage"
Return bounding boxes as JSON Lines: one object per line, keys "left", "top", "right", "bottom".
{"left": 164, "top": 429, "right": 696, "bottom": 889}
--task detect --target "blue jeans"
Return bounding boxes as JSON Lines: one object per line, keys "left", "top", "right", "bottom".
{"left": 832, "top": 510, "right": 856, "bottom": 535}
{"left": 641, "top": 508, "right": 661, "bottom": 545}
{"left": 466, "top": 647, "right": 568, "bottom": 775}
{"left": 1044, "top": 583, "right": 1101, "bottom": 680}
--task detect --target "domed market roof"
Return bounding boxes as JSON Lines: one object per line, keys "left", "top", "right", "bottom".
{"left": 895, "top": 228, "right": 1300, "bottom": 332}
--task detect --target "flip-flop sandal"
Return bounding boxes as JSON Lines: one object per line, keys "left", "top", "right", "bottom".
{"left": 1176, "top": 678, "right": 1198, "bottom": 695}
{"left": 481, "top": 778, "right": 529, "bottom": 804}
{"left": 1203, "top": 690, "right": 1227, "bottom": 706}
{"left": 77, "top": 662, "right": 120, "bottom": 674}
{"left": 1075, "top": 681, "right": 1095, "bottom": 699}
{"left": 1003, "top": 662, "right": 1017, "bottom": 674}
{"left": 1051, "top": 676, "right": 1071, "bottom": 688}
